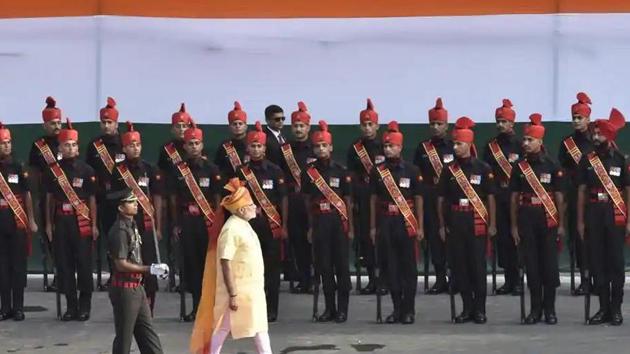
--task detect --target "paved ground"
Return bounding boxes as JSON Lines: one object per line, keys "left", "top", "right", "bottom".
{"left": 2, "top": 276, "right": 630, "bottom": 354}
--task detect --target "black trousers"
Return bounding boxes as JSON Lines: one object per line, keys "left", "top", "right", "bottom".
{"left": 448, "top": 211, "right": 487, "bottom": 314}
{"left": 313, "top": 213, "right": 351, "bottom": 314}
{"left": 518, "top": 207, "right": 559, "bottom": 314}
{"left": 0, "top": 215, "right": 27, "bottom": 312}
{"left": 180, "top": 214, "right": 209, "bottom": 307}
{"left": 496, "top": 192, "right": 518, "bottom": 286}
{"left": 586, "top": 204, "right": 626, "bottom": 313}
{"left": 378, "top": 214, "right": 417, "bottom": 316}
{"left": 567, "top": 186, "right": 586, "bottom": 275}
{"left": 424, "top": 187, "right": 446, "bottom": 281}
{"left": 109, "top": 286, "right": 163, "bottom": 354}
{"left": 250, "top": 215, "right": 281, "bottom": 315}
{"left": 288, "top": 193, "right": 311, "bottom": 284}
{"left": 353, "top": 183, "right": 375, "bottom": 279}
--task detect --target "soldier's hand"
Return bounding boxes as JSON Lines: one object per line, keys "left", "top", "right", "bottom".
{"left": 229, "top": 296, "right": 238, "bottom": 311}
{"left": 488, "top": 225, "right": 497, "bottom": 238}
{"left": 92, "top": 226, "right": 99, "bottom": 241}
{"left": 577, "top": 222, "right": 585, "bottom": 241}
{"left": 512, "top": 227, "right": 520, "bottom": 246}
{"left": 416, "top": 228, "right": 424, "bottom": 242}
{"left": 438, "top": 227, "right": 447, "bottom": 242}
{"left": 29, "top": 220, "right": 38, "bottom": 234}
{"left": 307, "top": 228, "right": 313, "bottom": 244}
{"left": 45, "top": 224, "right": 53, "bottom": 242}
{"left": 370, "top": 228, "right": 377, "bottom": 244}
{"left": 557, "top": 226, "right": 566, "bottom": 238}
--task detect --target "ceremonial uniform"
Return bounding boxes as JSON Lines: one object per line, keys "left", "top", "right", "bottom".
{"left": 482, "top": 132, "right": 522, "bottom": 293}
{"left": 214, "top": 137, "right": 249, "bottom": 179}
{"left": 236, "top": 158, "right": 286, "bottom": 320}
{"left": 0, "top": 157, "right": 30, "bottom": 320}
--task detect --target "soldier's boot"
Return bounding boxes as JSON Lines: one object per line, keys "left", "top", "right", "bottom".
{"left": 12, "top": 287, "right": 25, "bottom": 321}
{"left": 385, "top": 292, "right": 402, "bottom": 324}
{"left": 525, "top": 285, "right": 542, "bottom": 325}
{"left": 77, "top": 292, "right": 92, "bottom": 321}
{"left": 318, "top": 292, "right": 336, "bottom": 322}
{"left": 360, "top": 267, "right": 377, "bottom": 295}
{"left": 473, "top": 292, "right": 487, "bottom": 324}
{"left": 184, "top": 293, "right": 200, "bottom": 322}
{"left": 0, "top": 288, "right": 11, "bottom": 320}
{"left": 428, "top": 269, "right": 448, "bottom": 295}
{"left": 455, "top": 292, "right": 474, "bottom": 324}
{"left": 589, "top": 285, "right": 612, "bottom": 325}
{"left": 62, "top": 293, "right": 78, "bottom": 321}
{"left": 543, "top": 287, "right": 557, "bottom": 324}
{"left": 611, "top": 284, "right": 623, "bottom": 326}
{"left": 335, "top": 291, "right": 349, "bottom": 323}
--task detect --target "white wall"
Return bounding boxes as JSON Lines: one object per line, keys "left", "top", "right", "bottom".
{"left": 0, "top": 14, "right": 629, "bottom": 124}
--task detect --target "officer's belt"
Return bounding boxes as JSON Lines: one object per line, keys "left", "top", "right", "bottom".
{"left": 311, "top": 197, "right": 340, "bottom": 215}
{"left": 518, "top": 192, "right": 553, "bottom": 207}
{"left": 379, "top": 199, "right": 413, "bottom": 216}
{"left": 589, "top": 187, "right": 619, "bottom": 203}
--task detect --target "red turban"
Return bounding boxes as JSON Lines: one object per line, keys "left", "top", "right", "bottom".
{"left": 247, "top": 121, "right": 267, "bottom": 145}
{"left": 0, "top": 122, "right": 11, "bottom": 142}
{"left": 291, "top": 101, "right": 311, "bottom": 125}
{"left": 382, "top": 121, "right": 403, "bottom": 146}
{"left": 311, "top": 120, "right": 332, "bottom": 144}
{"left": 360, "top": 98, "right": 378, "bottom": 124}
{"left": 571, "top": 92, "right": 592, "bottom": 118}
{"left": 42, "top": 96, "right": 62, "bottom": 122}
{"left": 172, "top": 103, "right": 192, "bottom": 125}
{"left": 228, "top": 101, "right": 247, "bottom": 124}
{"left": 452, "top": 116, "right": 475, "bottom": 144}
{"left": 184, "top": 119, "right": 203, "bottom": 142}
{"left": 100, "top": 96, "right": 119, "bottom": 121}
{"left": 495, "top": 99, "right": 515, "bottom": 122}
{"left": 428, "top": 97, "right": 448, "bottom": 123}
{"left": 58, "top": 118, "right": 79, "bottom": 143}
{"left": 121, "top": 121, "right": 141, "bottom": 146}
{"left": 524, "top": 113, "right": 545, "bottom": 139}
{"left": 594, "top": 108, "right": 625, "bottom": 142}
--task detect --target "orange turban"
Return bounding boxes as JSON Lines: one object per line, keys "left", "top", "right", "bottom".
{"left": 382, "top": 121, "right": 403, "bottom": 146}
{"left": 42, "top": 96, "right": 62, "bottom": 122}
{"left": 121, "top": 121, "right": 141, "bottom": 146}
{"left": 495, "top": 99, "right": 515, "bottom": 122}
{"left": 0, "top": 122, "right": 11, "bottom": 142}
{"left": 220, "top": 178, "right": 254, "bottom": 214}
{"left": 571, "top": 92, "right": 592, "bottom": 118}
{"left": 100, "top": 96, "right": 119, "bottom": 121}
{"left": 360, "top": 98, "right": 378, "bottom": 124}
{"left": 172, "top": 103, "right": 192, "bottom": 125}
{"left": 228, "top": 101, "right": 247, "bottom": 124}
{"left": 594, "top": 108, "right": 625, "bottom": 142}
{"left": 524, "top": 113, "right": 545, "bottom": 139}
{"left": 58, "top": 118, "right": 79, "bottom": 143}
{"left": 291, "top": 101, "right": 311, "bottom": 125}
{"left": 428, "top": 97, "right": 448, "bottom": 123}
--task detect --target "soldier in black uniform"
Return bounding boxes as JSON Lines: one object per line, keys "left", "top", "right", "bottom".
{"left": 280, "top": 101, "right": 316, "bottom": 293}
{"left": 264, "top": 104, "right": 287, "bottom": 167}
{"left": 510, "top": 114, "right": 565, "bottom": 325}
{"left": 86, "top": 97, "right": 124, "bottom": 289}
{"left": 0, "top": 123, "right": 37, "bottom": 321}
{"left": 482, "top": 99, "right": 523, "bottom": 295}
{"left": 414, "top": 98, "right": 454, "bottom": 294}
{"left": 236, "top": 121, "right": 288, "bottom": 322}
{"left": 214, "top": 101, "right": 249, "bottom": 179}
{"left": 169, "top": 121, "right": 222, "bottom": 321}
{"left": 107, "top": 188, "right": 167, "bottom": 354}
{"left": 302, "top": 120, "right": 353, "bottom": 323}
{"left": 29, "top": 96, "right": 63, "bottom": 292}
{"left": 371, "top": 121, "right": 424, "bottom": 324}
{"left": 559, "top": 92, "right": 594, "bottom": 295}
{"left": 110, "top": 121, "right": 164, "bottom": 314}
{"left": 347, "top": 98, "right": 384, "bottom": 295}
{"left": 438, "top": 117, "right": 496, "bottom": 324}
{"left": 44, "top": 119, "right": 99, "bottom": 321}
{"left": 577, "top": 108, "right": 629, "bottom": 326}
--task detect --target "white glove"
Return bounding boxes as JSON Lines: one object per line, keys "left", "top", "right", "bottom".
{"left": 150, "top": 263, "right": 170, "bottom": 277}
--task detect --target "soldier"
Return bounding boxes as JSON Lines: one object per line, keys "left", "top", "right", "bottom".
{"left": 264, "top": 104, "right": 287, "bottom": 167}
{"left": 302, "top": 120, "right": 353, "bottom": 323}
{"left": 280, "top": 101, "right": 316, "bottom": 293}
{"left": 482, "top": 99, "right": 523, "bottom": 295}
{"left": 236, "top": 121, "right": 288, "bottom": 322}
{"left": 577, "top": 108, "right": 628, "bottom": 326}
{"left": 414, "top": 98, "right": 454, "bottom": 294}
{"left": 169, "top": 120, "right": 222, "bottom": 321}
{"left": 0, "top": 123, "right": 38, "bottom": 321}
{"left": 110, "top": 121, "right": 164, "bottom": 314}
{"left": 438, "top": 117, "right": 496, "bottom": 324}
{"left": 371, "top": 121, "right": 424, "bottom": 324}
{"left": 29, "top": 96, "right": 63, "bottom": 292}
{"left": 44, "top": 119, "right": 98, "bottom": 321}
{"left": 214, "top": 101, "right": 249, "bottom": 178}
{"left": 107, "top": 188, "right": 168, "bottom": 354}
{"left": 510, "top": 114, "right": 564, "bottom": 325}
{"left": 86, "top": 97, "right": 124, "bottom": 290}
{"left": 347, "top": 98, "right": 384, "bottom": 295}
{"left": 559, "top": 92, "right": 594, "bottom": 296}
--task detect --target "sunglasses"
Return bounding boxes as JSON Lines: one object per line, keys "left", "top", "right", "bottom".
{"left": 273, "top": 117, "right": 286, "bottom": 122}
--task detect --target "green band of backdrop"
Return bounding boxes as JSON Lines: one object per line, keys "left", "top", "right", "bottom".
{"left": 9, "top": 121, "right": 630, "bottom": 272}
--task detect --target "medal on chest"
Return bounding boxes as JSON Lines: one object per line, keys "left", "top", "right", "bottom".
{"left": 470, "top": 174, "right": 481, "bottom": 185}
{"left": 443, "top": 154, "right": 454, "bottom": 163}
{"left": 610, "top": 166, "right": 621, "bottom": 177}
{"left": 115, "top": 154, "right": 126, "bottom": 163}
{"left": 72, "top": 177, "right": 84, "bottom": 188}
{"left": 262, "top": 179, "right": 274, "bottom": 189}
{"left": 329, "top": 177, "right": 340, "bottom": 188}
{"left": 7, "top": 174, "right": 19, "bottom": 184}
{"left": 199, "top": 177, "right": 210, "bottom": 187}
{"left": 540, "top": 173, "right": 551, "bottom": 184}
{"left": 138, "top": 176, "right": 149, "bottom": 187}
{"left": 399, "top": 177, "right": 411, "bottom": 188}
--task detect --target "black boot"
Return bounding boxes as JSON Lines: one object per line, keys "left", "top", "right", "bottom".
{"left": 184, "top": 293, "right": 200, "bottom": 322}
{"left": 62, "top": 294, "right": 78, "bottom": 321}
{"left": 543, "top": 287, "right": 557, "bottom": 324}
{"left": 428, "top": 271, "right": 448, "bottom": 295}
{"left": 525, "top": 286, "right": 542, "bottom": 325}
{"left": 386, "top": 292, "right": 401, "bottom": 324}
{"left": 318, "top": 293, "right": 336, "bottom": 322}
{"left": 588, "top": 309, "right": 611, "bottom": 325}
{"left": 495, "top": 283, "right": 513, "bottom": 295}
{"left": 360, "top": 280, "right": 376, "bottom": 295}
{"left": 455, "top": 292, "right": 474, "bottom": 324}
{"left": 12, "top": 288, "right": 25, "bottom": 321}
{"left": 611, "top": 310, "right": 623, "bottom": 326}
{"left": 77, "top": 292, "right": 91, "bottom": 321}
{"left": 335, "top": 291, "right": 349, "bottom": 323}
{"left": 0, "top": 289, "right": 11, "bottom": 320}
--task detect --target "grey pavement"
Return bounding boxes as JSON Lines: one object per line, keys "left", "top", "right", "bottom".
{"left": 1, "top": 276, "right": 630, "bottom": 354}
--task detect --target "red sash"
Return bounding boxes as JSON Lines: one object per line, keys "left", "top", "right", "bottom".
{"left": 93, "top": 139, "right": 116, "bottom": 174}
{"left": 563, "top": 137, "right": 583, "bottom": 165}
{"left": 422, "top": 141, "right": 443, "bottom": 183}
{"left": 0, "top": 173, "right": 32, "bottom": 254}
{"left": 376, "top": 164, "right": 418, "bottom": 237}
{"left": 517, "top": 160, "right": 559, "bottom": 228}
{"left": 489, "top": 140, "right": 513, "bottom": 179}
{"left": 353, "top": 142, "right": 374, "bottom": 175}
{"left": 175, "top": 161, "right": 215, "bottom": 235}
{"left": 34, "top": 139, "right": 58, "bottom": 165}
{"left": 49, "top": 163, "right": 92, "bottom": 237}
{"left": 116, "top": 163, "right": 156, "bottom": 231}
{"left": 164, "top": 143, "right": 183, "bottom": 167}
{"left": 241, "top": 166, "right": 283, "bottom": 238}
{"left": 587, "top": 152, "right": 627, "bottom": 226}
{"left": 223, "top": 141, "right": 243, "bottom": 172}
{"left": 281, "top": 143, "right": 302, "bottom": 188}
{"left": 305, "top": 167, "right": 349, "bottom": 234}
{"left": 448, "top": 163, "right": 488, "bottom": 237}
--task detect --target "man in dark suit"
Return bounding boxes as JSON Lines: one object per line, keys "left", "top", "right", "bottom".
{"left": 264, "top": 105, "right": 286, "bottom": 167}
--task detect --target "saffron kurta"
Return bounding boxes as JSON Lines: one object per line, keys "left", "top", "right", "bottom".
{"left": 213, "top": 215, "right": 268, "bottom": 339}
